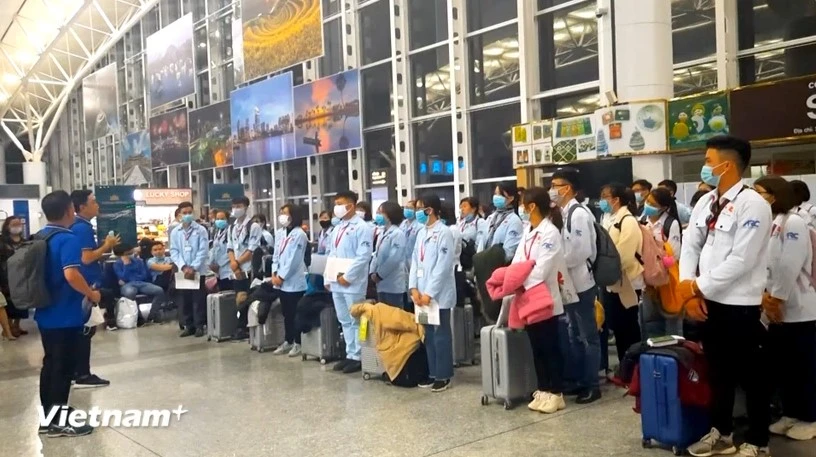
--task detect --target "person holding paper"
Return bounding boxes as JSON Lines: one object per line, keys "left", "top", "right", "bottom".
{"left": 170, "top": 201, "right": 209, "bottom": 338}
{"left": 270, "top": 204, "right": 309, "bottom": 357}
{"left": 328, "top": 190, "right": 374, "bottom": 374}
{"left": 409, "top": 194, "right": 455, "bottom": 393}
{"left": 227, "top": 196, "right": 263, "bottom": 341}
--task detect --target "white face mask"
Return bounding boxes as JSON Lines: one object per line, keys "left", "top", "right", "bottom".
{"left": 355, "top": 210, "right": 366, "bottom": 219}
{"left": 333, "top": 204, "right": 349, "bottom": 219}
{"left": 278, "top": 214, "right": 291, "bottom": 227}
{"left": 232, "top": 207, "right": 245, "bottom": 219}
{"left": 9, "top": 227, "right": 23, "bottom": 235}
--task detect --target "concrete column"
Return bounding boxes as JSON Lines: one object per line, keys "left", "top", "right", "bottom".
{"left": 23, "top": 161, "right": 47, "bottom": 232}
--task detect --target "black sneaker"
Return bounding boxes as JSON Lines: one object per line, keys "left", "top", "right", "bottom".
{"left": 231, "top": 329, "right": 249, "bottom": 341}
{"left": 38, "top": 425, "right": 49, "bottom": 434}
{"left": 333, "top": 358, "right": 351, "bottom": 371}
{"left": 417, "top": 378, "right": 435, "bottom": 389}
{"left": 47, "top": 423, "right": 94, "bottom": 438}
{"left": 431, "top": 379, "right": 451, "bottom": 392}
{"left": 179, "top": 328, "right": 195, "bottom": 338}
{"left": 342, "top": 360, "right": 362, "bottom": 374}
{"left": 73, "top": 374, "right": 110, "bottom": 389}
{"left": 576, "top": 388, "right": 602, "bottom": 404}
{"left": 194, "top": 328, "right": 205, "bottom": 338}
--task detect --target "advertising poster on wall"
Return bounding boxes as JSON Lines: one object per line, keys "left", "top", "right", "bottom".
{"left": 208, "top": 183, "right": 246, "bottom": 208}
{"left": 95, "top": 185, "right": 138, "bottom": 246}
{"left": 730, "top": 76, "right": 816, "bottom": 143}
{"left": 149, "top": 108, "right": 190, "bottom": 168}
{"left": 293, "top": 69, "right": 362, "bottom": 157}
{"left": 531, "top": 120, "right": 554, "bottom": 165}
{"left": 82, "top": 63, "right": 120, "bottom": 142}
{"left": 189, "top": 100, "right": 233, "bottom": 171}
{"left": 511, "top": 123, "right": 531, "bottom": 169}
{"left": 120, "top": 131, "right": 152, "bottom": 186}
{"left": 232, "top": 19, "right": 244, "bottom": 85}
{"left": 145, "top": 14, "right": 195, "bottom": 109}
{"left": 241, "top": 0, "right": 324, "bottom": 80}
{"left": 595, "top": 101, "right": 668, "bottom": 156}
{"left": 668, "top": 91, "right": 729, "bottom": 151}
{"left": 230, "top": 72, "right": 295, "bottom": 167}
{"left": 552, "top": 114, "right": 596, "bottom": 163}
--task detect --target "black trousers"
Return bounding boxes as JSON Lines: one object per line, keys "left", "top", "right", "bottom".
{"left": 179, "top": 276, "right": 207, "bottom": 329}
{"left": 99, "top": 288, "right": 116, "bottom": 326}
{"left": 526, "top": 316, "right": 564, "bottom": 393}
{"left": 234, "top": 278, "right": 251, "bottom": 330}
{"left": 41, "top": 327, "right": 83, "bottom": 418}
{"left": 768, "top": 320, "right": 816, "bottom": 423}
{"left": 217, "top": 278, "right": 233, "bottom": 292}
{"left": 280, "top": 290, "right": 305, "bottom": 344}
{"left": 74, "top": 326, "right": 96, "bottom": 378}
{"left": 601, "top": 289, "right": 641, "bottom": 363}
{"left": 703, "top": 301, "right": 770, "bottom": 447}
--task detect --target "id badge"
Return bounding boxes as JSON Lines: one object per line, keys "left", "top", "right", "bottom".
{"left": 705, "top": 233, "right": 714, "bottom": 246}
{"left": 417, "top": 269, "right": 424, "bottom": 278}
{"left": 184, "top": 245, "right": 193, "bottom": 253}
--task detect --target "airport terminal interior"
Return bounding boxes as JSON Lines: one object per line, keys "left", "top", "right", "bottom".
{"left": 1, "top": 0, "right": 816, "bottom": 456}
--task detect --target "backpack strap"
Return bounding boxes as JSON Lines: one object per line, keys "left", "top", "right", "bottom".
{"left": 566, "top": 203, "right": 593, "bottom": 233}
{"left": 662, "top": 215, "right": 677, "bottom": 241}
{"left": 35, "top": 227, "right": 71, "bottom": 242}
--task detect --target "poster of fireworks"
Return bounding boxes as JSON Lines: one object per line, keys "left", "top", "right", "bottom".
{"left": 149, "top": 108, "right": 190, "bottom": 168}
{"left": 145, "top": 14, "right": 195, "bottom": 109}
{"left": 229, "top": 72, "right": 295, "bottom": 167}
{"left": 188, "top": 101, "right": 234, "bottom": 171}
{"left": 293, "top": 69, "right": 362, "bottom": 157}
{"left": 120, "top": 131, "right": 152, "bottom": 185}
{"left": 82, "top": 63, "right": 120, "bottom": 142}
{"left": 241, "top": 0, "right": 324, "bottom": 80}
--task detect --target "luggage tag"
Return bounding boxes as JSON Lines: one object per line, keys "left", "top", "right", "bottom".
{"left": 416, "top": 268, "right": 424, "bottom": 278}
{"left": 359, "top": 316, "right": 369, "bottom": 342}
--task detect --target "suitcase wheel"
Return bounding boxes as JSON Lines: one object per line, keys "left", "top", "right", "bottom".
{"left": 363, "top": 373, "right": 371, "bottom": 380}
{"left": 302, "top": 354, "right": 308, "bottom": 361}
{"left": 319, "top": 358, "right": 327, "bottom": 365}
{"left": 258, "top": 347, "right": 266, "bottom": 353}
{"left": 641, "top": 439, "right": 651, "bottom": 449}
{"left": 480, "top": 395, "right": 489, "bottom": 406}
{"left": 672, "top": 446, "right": 683, "bottom": 456}
{"left": 503, "top": 400, "right": 514, "bottom": 410}
{"left": 472, "top": 359, "right": 478, "bottom": 366}
{"left": 250, "top": 346, "right": 257, "bottom": 351}
{"left": 207, "top": 336, "right": 211, "bottom": 342}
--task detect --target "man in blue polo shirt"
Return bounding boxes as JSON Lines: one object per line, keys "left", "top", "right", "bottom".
{"left": 70, "top": 190, "right": 119, "bottom": 389}
{"left": 36, "top": 191, "right": 100, "bottom": 437}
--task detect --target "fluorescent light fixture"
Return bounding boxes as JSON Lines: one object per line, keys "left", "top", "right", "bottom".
{"left": 503, "top": 39, "right": 519, "bottom": 49}
{"left": 579, "top": 95, "right": 600, "bottom": 105}
{"left": 553, "top": 32, "right": 569, "bottom": 42}
{"left": 504, "top": 51, "right": 520, "bottom": 59}
{"left": 2, "top": 73, "right": 20, "bottom": 84}
{"left": 569, "top": 8, "right": 598, "bottom": 20}
{"left": 483, "top": 46, "right": 504, "bottom": 56}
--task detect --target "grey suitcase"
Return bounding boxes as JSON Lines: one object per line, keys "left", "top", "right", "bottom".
{"left": 301, "top": 307, "right": 344, "bottom": 364}
{"left": 361, "top": 326, "right": 385, "bottom": 381}
{"left": 452, "top": 304, "right": 477, "bottom": 366}
{"left": 207, "top": 291, "right": 237, "bottom": 342}
{"left": 249, "top": 310, "right": 286, "bottom": 352}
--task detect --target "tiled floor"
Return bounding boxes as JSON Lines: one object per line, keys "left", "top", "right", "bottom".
{"left": 1, "top": 323, "right": 814, "bottom": 457}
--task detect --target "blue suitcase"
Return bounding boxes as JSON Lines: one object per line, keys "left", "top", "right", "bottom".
{"left": 640, "top": 353, "right": 710, "bottom": 455}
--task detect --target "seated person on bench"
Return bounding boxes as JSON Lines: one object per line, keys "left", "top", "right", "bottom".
{"left": 146, "top": 241, "right": 175, "bottom": 291}
{"left": 113, "top": 244, "right": 168, "bottom": 312}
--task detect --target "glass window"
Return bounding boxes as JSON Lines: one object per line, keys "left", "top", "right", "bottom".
{"left": 469, "top": 25, "right": 520, "bottom": 105}
{"left": 208, "top": 0, "right": 231, "bottom": 14}
{"left": 738, "top": 49, "right": 785, "bottom": 85}
{"left": 320, "top": 19, "right": 343, "bottom": 77}
{"left": 538, "top": 2, "right": 599, "bottom": 91}
{"left": 415, "top": 186, "right": 455, "bottom": 207}
{"left": 252, "top": 164, "right": 273, "bottom": 199}
{"left": 209, "top": 13, "right": 233, "bottom": 67}
{"left": 538, "top": 0, "right": 573, "bottom": 10}
{"left": 471, "top": 103, "right": 520, "bottom": 180}
{"left": 737, "top": 0, "right": 816, "bottom": 50}
{"left": 160, "top": 1, "right": 181, "bottom": 25}
{"left": 254, "top": 201, "right": 273, "bottom": 222}
{"left": 197, "top": 72, "right": 210, "bottom": 106}
{"left": 671, "top": 0, "right": 716, "bottom": 63}
{"left": 283, "top": 159, "right": 309, "bottom": 197}
{"left": 408, "top": 0, "right": 448, "bottom": 50}
{"left": 364, "top": 127, "right": 395, "bottom": 190}
{"left": 359, "top": 0, "right": 392, "bottom": 64}
{"left": 410, "top": 45, "right": 451, "bottom": 116}
{"left": 323, "top": 0, "right": 341, "bottom": 17}
{"left": 194, "top": 26, "right": 208, "bottom": 73}
{"left": 320, "top": 153, "right": 350, "bottom": 194}
{"left": 674, "top": 62, "right": 718, "bottom": 96}
{"left": 472, "top": 181, "right": 510, "bottom": 213}
{"left": 539, "top": 90, "right": 600, "bottom": 118}
{"left": 413, "top": 116, "right": 453, "bottom": 185}
{"left": 361, "top": 63, "right": 393, "bottom": 127}
{"left": 467, "top": 0, "right": 517, "bottom": 33}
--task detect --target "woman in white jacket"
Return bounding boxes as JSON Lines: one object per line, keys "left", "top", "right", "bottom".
{"left": 755, "top": 176, "right": 816, "bottom": 442}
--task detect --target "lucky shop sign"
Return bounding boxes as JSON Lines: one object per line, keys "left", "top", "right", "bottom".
{"left": 730, "top": 76, "right": 816, "bottom": 142}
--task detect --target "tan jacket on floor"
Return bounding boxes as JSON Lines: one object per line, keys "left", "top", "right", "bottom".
{"left": 350, "top": 302, "right": 425, "bottom": 380}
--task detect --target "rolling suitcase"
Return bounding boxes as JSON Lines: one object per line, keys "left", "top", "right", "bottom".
{"left": 452, "top": 304, "right": 477, "bottom": 366}
{"left": 301, "top": 307, "right": 344, "bottom": 364}
{"left": 249, "top": 310, "right": 286, "bottom": 353}
{"left": 480, "top": 297, "right": 537, "bottom": 409}
{"left": 207, "top": 291, "right": 237, "bottom": 342}
{"left": 640, "top": 353, "right": 710, "bottom": 455}
{"left": 361, "top": 324, "right": 385, "bottom": 381}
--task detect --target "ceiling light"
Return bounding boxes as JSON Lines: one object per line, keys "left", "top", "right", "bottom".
{"left": 483, "top": 46, "right": 504, "bottom": 57}
{"left": 416, "top": 80, "right": 424, "bottom": 88}
{"left": 553, "top": 21, "right": 567, "bottom": 31}
{"left": 553, "top": 32, "right": 569, "bottom": 42}
{"left": 0, "top": 93, "right": 7, "bottom": 103}
{"left": 569, "top": 8, "right": 598, "bottom": 20}
{"left": 503, "top": 39, "right": 519, "bottom": 49}
{"left": 483, "top": 59, "right": 502, "bottom": 68}
{"left": 2, "top": 73, "right": 20, "bottom": 84}
{"left": 579, "top": 95, "right": 600, "bottom": 105}
{"left": 16, "top": 51, "right": 38, "bottom": 64}
{"left": 504, "top": 51, "right": 520, "bottom": 59}
{"left": 558, "top": 106, "right": 578, "bottom": 114}
{"left": 454, "top": 64, "right": 461, "bottom": 71}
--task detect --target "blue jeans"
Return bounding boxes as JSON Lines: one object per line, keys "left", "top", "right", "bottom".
{"left": 377, "top": 292, "right": 404, "bottom": 309}
{"left": 565, "top": 288, "right": 601, "bottom": 390}
{"left": 121, "top": 281, "right": 167, "bottom": 308}
{"left": 639, "top": 290, "right": 683, "bottom": 339}
{"left": 424, "top": 308, "right": 454, "bottom": 380}
{"left": 333, "top": 292, "right": 364, "bottom": 361}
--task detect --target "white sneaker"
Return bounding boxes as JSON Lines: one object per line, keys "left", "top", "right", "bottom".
{"left": 272, "top": 342, "right": 292, "bottom": 355}
{"left": 786, "top": 421, "right": 816, "bottom": 441}
{"left": 737, "top": 443, "right": 770, "bottom": 457}
{"left": 687, "top": 428, "right": 736, "bottom": 457}
{"left": 287, "top": 343, "right": 302, "bottom": 357}
{"left": 769, "top": 416, "right": 799, "bottom": 436}
{"left": 537, "top": 392, "right": 566, "bottom": 414}
{"left": 527, "top": 391, "right": 550, "bottom": 411}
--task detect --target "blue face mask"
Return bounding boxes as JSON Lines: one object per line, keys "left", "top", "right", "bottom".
{"left": 331, "top": 216, "right": 341, "bottom": 226}
{"left": 700, "top": 163, "right": 724, "bottom": 187}
{"left": 464, "top": 213, "right": 475, "bottom": 223}
{"left": 492, "top": 195, "right": 507, "bottom": 210}
{"left": 215, "top": 219, "right": 228, "bottom": 230}
{"left": 181, "top": 214, "right": 194, "bottom": 224}
{"left": 635, "top": 193, "right": 644, "bottom": 204}
{"left": 642, "top": 204, "right": 660, "bottom": 217}
{"left": 374, "top": 214, "right": 387, "bottom": 226}
{"left": 403, "top": 208, "right": 415, "bottom": 220}
{"left": 415, "top": 209, "right": 429, "bottom": 225}
{"left": 599, "top": 199, "right": 613, "bottom": 214}
{"left": 519, "top": 209, "right": 530, "bottom": 222}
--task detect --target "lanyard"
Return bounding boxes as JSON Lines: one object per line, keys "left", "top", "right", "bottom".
{"left": 334, "top": 224, "right": 350, "bottom": 248}
{"left": 278, "top": 235, "right": 291, "bottom": 256}
{"left": 183, "top": 227, "right": 194, "bottom": 241}
{"left": 420, "top": 231, "right": 434, "bottom": 262}
{"left": 523, "top": 233, "right": 539, "bottom": 260}
{"left": 233, "top": 220, "right": 246, "bottom": 243}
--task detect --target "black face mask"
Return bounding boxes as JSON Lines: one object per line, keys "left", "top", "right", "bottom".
{"left": 319, "top": 220, "right": 331, "bottom": 229}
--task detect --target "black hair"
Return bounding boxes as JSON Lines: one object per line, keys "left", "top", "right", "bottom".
{"left": 379, "top": 201, "right": 404, "bottom": 226}
{"left": 657, "top": 179, "right": 678, "bottom": 195}
{"left": 281, "top": 204, "right": 304, "bottom": 231}
{"left": 113, "top": 244, "right": 134, "bottom": 256}
{"left": 755, "top": 176, "right": 796, "bottom": 216}
{"left": 649, "top": 187, "right": 683, "bottom": 235}
{"left": 495, "top": 181, "right": 519, "bottom": 212}
{"left": 690, "top": 189, "right": 708, "bottom": 207}
{"left": 1, "top": 216, "right": 21, "bottom": 240}
{"left": 791, "top": 180, "right": 811, "bottom": 207}
{"left": 631, "top": 179, "right": 653, "bottom": 191}
{"left": 318, "top": 210, "right": 330, "bottom": 218}
{"left": 42, "top": 191, "right": 74, "bottom": 222}
{"left": 178, "top": 201, "right": 194, "bottom": 211}
{"left": 460, "top": 196, "right": 480, "bottom": 211}
{"left": 70, "top": 189, "right": 93, "bottom": 213}
{"left": 335, "top": 190, "right": 359, "bottom": 204}
{"left": 441, "top": 200, "right": 456, "bottom": 226}
{"left": 706, "top": 135, "right": 752, "bottom": 171}
{"left": 232, "top": 196, "right": 250, "bottom": 207}
{"left": 356, "top": 201, "right": 373, "bottom": 221}
{"left": 215, "top": 209, "right": 229, "bottom": 218}
{"left": 416, "top": 193, "right": 442, "bottom": 220}
{"left": 255, "top": 214, "right": 268, "bottom": 227}
{"left": 552, "top": 167, "right": 581, "bottom": 191}
{"left": 602, "top": 182, "right": 637, "bottom": 215}
{"left": 174, "top": 207, "right": 182, "bottom": 217}
{"left": 151, "top": 240, "right": 165, "bottom": 248}
{"left": 522, "top": 187, "right": 563, "bottom": 231}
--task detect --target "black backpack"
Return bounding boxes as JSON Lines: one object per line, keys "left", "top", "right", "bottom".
{"left": 8, "top": 228, "right": 70, "bottom": 310}
{"left": 459, "top": 239, "right": 477, "bottom": 271}
{"left": 566, "top": 205, "right": 622, "bottom": 287}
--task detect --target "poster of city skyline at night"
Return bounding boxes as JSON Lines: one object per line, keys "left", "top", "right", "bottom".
{"left": 293, "top": 69, "right": 362, "bottom": 157}
{"left": 230, "top": 72, "right": 295, "bottom": 167}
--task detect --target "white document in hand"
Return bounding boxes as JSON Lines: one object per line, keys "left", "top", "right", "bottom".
{"left": 323, "top": 257, "right": 354, "bottom": 283}
{"left": 415, "top": 299, "right": 441, "bottom": 326}
{"left": 175, "top": 272, "right": 200, "bottom": 290}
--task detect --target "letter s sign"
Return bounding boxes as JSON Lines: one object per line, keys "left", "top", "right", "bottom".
{"left": 809, "top": 93, "right": 816, "bottom": 120}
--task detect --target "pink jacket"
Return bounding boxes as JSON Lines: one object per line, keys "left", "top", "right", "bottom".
{"left": 486, "top": 260, "right": 555, "bottom": 330}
